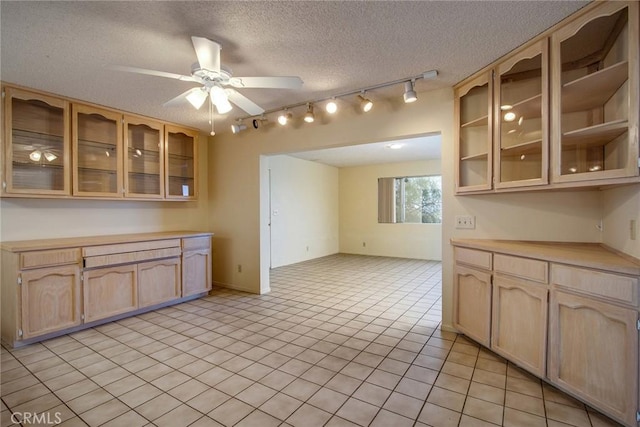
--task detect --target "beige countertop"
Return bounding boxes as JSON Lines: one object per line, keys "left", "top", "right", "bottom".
{"left": 1, "top": 231, "right": 213, "bottom": 252}
{"left": 451, "top": 239, "right": 640, "bottom": 276}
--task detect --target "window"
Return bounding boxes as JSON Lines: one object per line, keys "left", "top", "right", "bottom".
{"left": 378, "top": 175, "right": 442, "bottom": 223}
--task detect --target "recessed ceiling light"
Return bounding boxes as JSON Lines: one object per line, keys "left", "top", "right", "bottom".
{"left": 386, "top": 143, "right": 403, "bottom": 150}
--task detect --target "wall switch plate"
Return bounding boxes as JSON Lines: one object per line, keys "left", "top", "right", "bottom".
{"left": 455, "top": 215, "right": 475, "bottom": 229}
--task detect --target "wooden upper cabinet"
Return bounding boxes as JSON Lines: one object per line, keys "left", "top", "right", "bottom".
{"left": 72, "top": 103, "right": 123, "bottom": 197}
{"left": 494, "top": 40, "right": 549, "bottom": 189}
{"left": 3, "top": 87, "right": 71, "bottom": 195}
{"left": 551, "top": 1, "right": 639, "bottom": 183}
{"left": 165, "top": 125, "right": 198, "bottom": 199}
{"left": 455, "top": 72, "right": 493, "bottom": 193}
{"left": 124, "top": 116, "right": 164, "bottom": 198}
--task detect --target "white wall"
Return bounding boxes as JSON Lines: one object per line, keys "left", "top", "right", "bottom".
{"left": 339, "top": 160, "right": 442, "bottom": 260}
{"left": 0, "top": 136, "right": 210, "bottom": 242}
{"left": 602, "top": 184, "right": 640, "bottom": 259}
{"left": 268, "top": 155, "right": 339, "bottom": 268}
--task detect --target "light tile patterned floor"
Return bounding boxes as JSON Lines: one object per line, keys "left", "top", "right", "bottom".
{"left": 0, "top": 254, "right": 623, "bottom": 426}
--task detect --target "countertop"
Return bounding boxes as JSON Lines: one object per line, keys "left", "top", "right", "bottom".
{"left": 451, "top": 239, "right": 640, "bottom": 276}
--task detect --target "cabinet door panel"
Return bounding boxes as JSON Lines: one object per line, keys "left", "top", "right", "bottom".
{"left": 125, "top": 116, "right": 164, "bottom": 198}
{"left": 84, "top": 265, "right": 137, "bottom": 322}
{"left": 20, "top": 265, "right": 81, "bottom": 339}
{"left": 453, "top": 265, "right": 492, "bottom": 347}
{"left": 491, "top": 275, "right": 547, "bottom": 377}
{"left": 138, "top": 258, "right": 181, "bottom": 308}
{"left": 182, "top": 250, "right": 211, "bottom": 297}
{"left": 165, "top": 125, "right": 198, "bottom": 199}
{"left": 549, "top": 290, "right": 638, "bottom": 426}
{"left": 4, "top": 87, "right": 71, "bottom": 195}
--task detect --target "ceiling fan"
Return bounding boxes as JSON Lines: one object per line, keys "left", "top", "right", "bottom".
{"left": 111, "top": 36, "right": 303, "bottom": 116}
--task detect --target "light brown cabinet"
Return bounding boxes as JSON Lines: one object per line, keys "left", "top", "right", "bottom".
{"left": 83, "top": 264, "right": 137, "bottom": 323}
{"left": 2, "top": 84, "right": 199, "bottom": 200}
{"left": 452, "top": 247, "right": 492, "bottom": 347}
{"left": 138, "top": 258, "right": 181, "bottom": 308}
{"left": 455, "top": 0, "right": 639, "bottom": 194}
{"left": 20, "top": 264, "right": 82, "bottom": 339}
{"left": 551, "top": 1, "right": 638, "bottom": 183}
{"left": 452, "top": 239, "right": 640, "bottom": 427}
{"left": 182, "top": 236, "right": 212, "bottom": 297}
{"left": 1, "top": 231, "right": 213, "bottom": 347}
{"left": 2, "top": 86, "right": 71, "bottom": 195}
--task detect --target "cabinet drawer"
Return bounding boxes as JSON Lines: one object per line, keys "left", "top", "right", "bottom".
{"left": 551, "top": 264, "right": 639, "bottom": 306}
{"left": 20, "top": 248, "right": 81, "bottom": 269}
{"left": 454, "top": 247, "right": 492, "bottom": 270}
{"left": 84, "top": 247, "right": 181, "bottom": 269}
{"left": 495, "top": 254, "right": 548, "bottom": 283}
{"left": 182, "top": 236, "right": 211, "bottom": 251}
{"left": 82, "top": 239, "right": 181, "bottom": 257}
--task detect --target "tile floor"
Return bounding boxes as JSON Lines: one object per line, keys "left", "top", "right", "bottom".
{"left": 0, "top": 254, "right": 623, "bottom": 427}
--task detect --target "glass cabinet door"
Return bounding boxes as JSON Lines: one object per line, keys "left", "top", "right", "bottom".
{"left": 551, "top": 1, "right": 638, "bottom": 183}
{"left": 72, "top": 104, "right": 123, "bottom": 197}
{"left": 124, "top": 116, "right": 163, "bottom": 198}
{"left": 456, "top": 72, "right": 492, "bottom": 192}
{"left": 3, "top": 87, "right": 70, "bottom": 195}
{"left": 494, "top": 40, "right": 548, "bottom": 189}
{"left": 165, "top": 125, "right": 198, "bottom": 199}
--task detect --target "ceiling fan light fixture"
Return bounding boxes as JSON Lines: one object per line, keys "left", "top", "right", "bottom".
{"left": 186, "top": 88, "right": 208, "bottom": 110}
{"left": 358, "top": 93, "right": 373, "bottom": 112}
{"left": 29, "top": 150, "right": 42, "bottom": 162}
{"left": 211, "top": 86, "right": 233, "bottom": 114}
{"left": 403, "top": 80, "right": 417, "bottom": 103}
{"left": 325, "top": 99, "right": 338, "bottom": 114}
{"left": 278, "top": 111, "right": 292, "bottom": 126}
{"left": 304, "top": 103, "right": 315, "bottom": 123}
{"left": 44, "top": 152, "right": 57, "bottom": 162}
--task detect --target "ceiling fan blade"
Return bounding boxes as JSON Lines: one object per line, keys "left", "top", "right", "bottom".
{"left": 109, "top": 65, "right": 196, "bottom": 82}
{"left": 226, "top": 90, "right": 265, "bottom": 116}
{"left": 229, "top": 76, "right": 303, "bottom": 89}
{"left": 162, "top": 88, "right": 203, "bottom": 107}
{"left": 191, "top": 36, "right": 221, "bottom": 72}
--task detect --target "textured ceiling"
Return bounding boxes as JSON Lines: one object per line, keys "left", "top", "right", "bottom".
{"left": 1, "top": 1, "right": 587, "bottom": 139}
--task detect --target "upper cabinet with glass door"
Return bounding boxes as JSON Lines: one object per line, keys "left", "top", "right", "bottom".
{"left": 494, "top": 40, "right": 548, "bottom": 189}
{"left": 124, "top": 116, "right": 164, "bottom": 198}
{"left": 455, "top": 72, "right": 493, "bottom": 193}
{"left": 165, "top": 125, "right": 198, "bottom": 199}
{"left": 72, "top": 104, "right": 123, "bottom": 197}
{"left": 2, "top": 87, "right": 70, "bottom": 196}
{"left": 551, "top": 1, "right": 639, "bottom": 183}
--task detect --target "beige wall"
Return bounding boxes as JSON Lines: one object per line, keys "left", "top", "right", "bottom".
{"left": 339, "top": 160, "right": 442, "bottom": 260}
{"left": 602, "top": 184, "right": 640, "bottom": 259}
{"left": 0, "top": 136, "right": 210, "bottom": 242}
{"left": 268, "top": 155, "right": 339, "bottom": 269}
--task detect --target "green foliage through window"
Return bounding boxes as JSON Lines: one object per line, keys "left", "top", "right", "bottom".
{"left": 382, "top": 175, "right": 441, "bottom": 223}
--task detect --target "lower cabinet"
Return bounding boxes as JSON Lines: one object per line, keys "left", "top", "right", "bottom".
{"left": 182, "top": 236, "right": 212, "bottom": 297}
{"left": 549, "top": 290, "right": 638, "bottom": 426}
{"left": 453, "top": 264, "right": 492, "bottom": 347}
{"left": 83, "top": 264, "right": 138, "bottom": 323}
{"left": 491, "top": 275, "right": 548, "bottom": 377}
{"left": 138, "top": 258, "right": 181, "bottom": 308}
{"left": 20, "top": 264, "right": 82, "bottom": 339}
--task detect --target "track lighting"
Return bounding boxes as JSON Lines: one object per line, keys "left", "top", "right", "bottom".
{"left": 278, "top": 110, "right": 292, "bottom": 125}
{"left": 231, "top": 120, "right": 247, "bottom": 134}
{"left": 358, "top": 93, "right": 373, "bottom": 112}
{"left": 304, "top": 104, "right": 315, "bottom": 123}
{"left": 186, "top": 88, "right": 208, "bottom": 110}
{"left": 403, "top": 80, "right": 417, "bottom": 103}
{"left": 325, "top": 98, "right": 338, "bottom": 114}
{"left": 252, "top": 116, "right": 268, "bottom": 129}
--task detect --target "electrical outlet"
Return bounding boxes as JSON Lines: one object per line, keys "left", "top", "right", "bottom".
{"left": 455, "top": 215, "right": 475, "bottom": 229}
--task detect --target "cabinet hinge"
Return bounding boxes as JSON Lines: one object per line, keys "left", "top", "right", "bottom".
{"left": 1, "top": 89, "right": 5, "bottom": 99}
{"left": 2, "top": 181, "right": 7, "bottom": 190}
{"left": 637, "top": 319, "right": 640, "bottom": 331}
{"left": 81, "top": 314, "right": 85, "bottom": 321}
{"left": 17, "top": 329, "right": 23, "bottom": 337}
{"left": 17, "top": 276, "right": 22, "bottom": 286}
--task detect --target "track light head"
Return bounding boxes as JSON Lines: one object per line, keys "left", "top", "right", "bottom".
{"left": 231, "top": 121, "right": 247, "bottom": 134}
{"left": 278, "top": 111, "right": 292, "bottom": 126}
{"left": 403, "top": 80, "right": 417, "bottom": 103}
{"left": 358, "top": 93, "right": 373, "bottom": 112}
{"left": 325, "top": 99, "right": 338, "bottom": 114}
{"left": 304, "top": 103, "right": 315, "bottom": 123}
{"left": 252, "top": 116, "right": 268, "bottom": 129}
